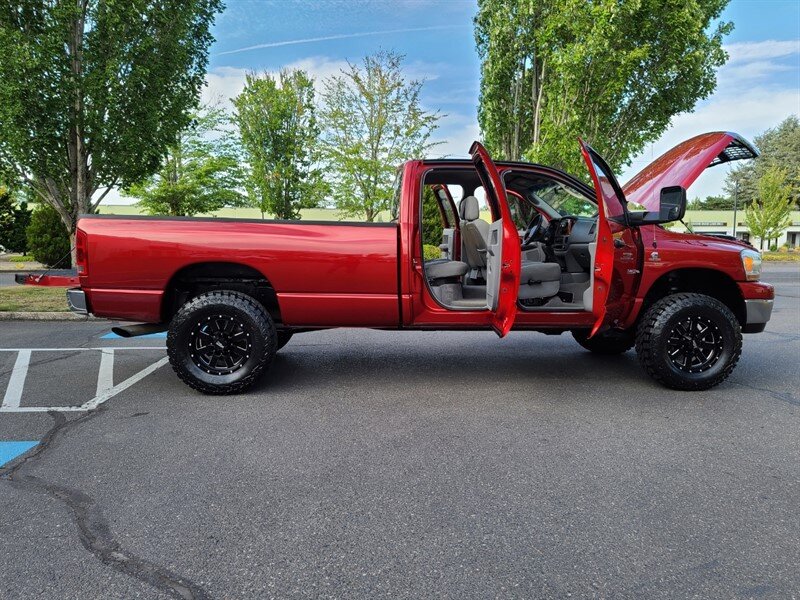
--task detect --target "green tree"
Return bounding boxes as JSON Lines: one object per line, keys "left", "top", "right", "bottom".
{"left": 725, "top": 115, "right": 800, "bottom": 208}
{"left": 318, "top": 50, "right": 443, "bottom": 222}
{"left": 474, "top": 0, "right": 731, "bottom": 175}
{"left": 0, "top": 186, "right": 32, "bottom": 253}
{"left": 126, "top": 106, "right": 244, "bottom": 217}
{"left": 745, "top": 167, "right": 793, "bottom": 250}
{"left": 688, "top": 195, "right": 734, "bottom": 210}
{"left": 27, "top": 203, "right": 71, "bottom": 267}
{"left": 234, "top": 70, "right": 326, "bottom": 220}
{"left": 0, "top": 0, "right": 223, "bottom": 258}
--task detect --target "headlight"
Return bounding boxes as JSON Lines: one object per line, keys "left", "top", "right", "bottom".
{"left": 741, "top": 249, "right": 762, "bottom": 281}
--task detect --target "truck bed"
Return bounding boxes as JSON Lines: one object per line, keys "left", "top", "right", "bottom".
{"left": 78, "top": 215, "right": 400, "bottom": 325}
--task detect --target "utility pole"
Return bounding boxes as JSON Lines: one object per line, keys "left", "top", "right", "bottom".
{"left": 732, "top": 179, "right": 739, "bottom": 238}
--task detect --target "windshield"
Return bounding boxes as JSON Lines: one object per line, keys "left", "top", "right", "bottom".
{"left": 504, "top": 172, "right": 597, "bottom": 219}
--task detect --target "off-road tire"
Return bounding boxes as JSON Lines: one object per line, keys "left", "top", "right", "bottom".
{"left": 635, "top": 293, "right": 742, "bottom": 391}
{"left": 572, "top": 329, "right": 635, "bottom": 355}
{"left": 167, "top": 290, "right": 276, "bottom": 395}
{"left": 276, "top": 330, "right": 293, "bottom": 351}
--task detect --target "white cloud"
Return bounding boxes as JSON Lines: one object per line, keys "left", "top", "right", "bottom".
{"left": 724, "top": 40, "right": 800, "bottom": 64}
{"left": 202, "top": 66, "right": 249, "bottom": 107}
{"left": 201, "top": 55, "right": 442, "bottom": 112}
{"left": 426, "top": 112, "right": 480, "bottom": 159}
{"left": 216, "top": 25, "right": 464, "bottom": 57}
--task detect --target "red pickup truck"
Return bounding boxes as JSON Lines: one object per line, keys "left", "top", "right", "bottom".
{"left": 68, "top": 133, "right": 774, "bottom": 394}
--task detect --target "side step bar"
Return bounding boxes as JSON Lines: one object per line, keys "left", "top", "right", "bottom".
{"left": 111, "top": 323, "right": 168, "bottom": 338}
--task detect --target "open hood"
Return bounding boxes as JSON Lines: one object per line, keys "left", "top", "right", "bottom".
{"left": 622, "top": 132, "right": 758, "bottom": 211}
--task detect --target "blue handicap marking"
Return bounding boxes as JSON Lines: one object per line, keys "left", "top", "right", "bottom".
{"left": 0, "top": 441, "right": 38, "bottom": 468}
{"left": 101, "top": 331, "right": 167, "bottom": 340}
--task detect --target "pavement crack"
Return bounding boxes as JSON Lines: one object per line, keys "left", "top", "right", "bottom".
{"left": 1, "top": 410, "right": 212, "bottom": 600}
{"left": 731, "top": 382, "right": 800, "bottom": 407}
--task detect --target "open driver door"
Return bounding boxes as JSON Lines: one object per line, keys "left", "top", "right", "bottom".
{"left": 578, "top": 139, "right": 631, "bottom": 337}
{"left": 470, "top": 142, "right": 521, "bottom": 337}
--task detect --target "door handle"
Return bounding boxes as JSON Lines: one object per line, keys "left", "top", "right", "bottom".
{"left": 613, "top": 238, "right": 626, "bottom": 248}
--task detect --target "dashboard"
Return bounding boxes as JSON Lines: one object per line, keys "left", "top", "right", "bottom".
{"left": 549, "top": 216, "right": 597, "bottom": 271}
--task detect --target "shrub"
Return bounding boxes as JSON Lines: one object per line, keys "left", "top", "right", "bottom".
{"left": 27, "top": 204, "right": 71, "bottom": 268}
{"left": 422, "top": 244, "right": 442, "bottom": 261}
{"left": 769, "top": 244, "right": 778, "bottom": 252}
{"left": 0, "top": 188, "right": 31, "bottom": 253}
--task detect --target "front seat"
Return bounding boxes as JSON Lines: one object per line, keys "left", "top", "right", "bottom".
{"left": 459, "top": 196, "right": 490, "bottom": 280}
{"left": 519, "top": 260, "right": 561, "bottom": 300}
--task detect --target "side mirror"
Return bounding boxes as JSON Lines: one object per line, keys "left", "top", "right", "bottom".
{"left": 627, "top": 185, "right": 687, "bottom": 226}
{"left": 658, "top": 186, "right": 687, "bottom": 222}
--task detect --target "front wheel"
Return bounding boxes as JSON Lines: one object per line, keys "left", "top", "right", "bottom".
{"left": 635, "top": 293, "right": 742, "bottom": 391}
{"left": 167, "top": 290, "right": 276, "bottom": 395}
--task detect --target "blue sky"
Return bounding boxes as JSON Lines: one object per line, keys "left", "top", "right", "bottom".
{"left": 188, "top": 1, "right": 798, "bottom": 201}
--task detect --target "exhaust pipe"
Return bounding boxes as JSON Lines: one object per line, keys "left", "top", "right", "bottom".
{"left": 111, "top": 323, "right": 168, "bottom": 338}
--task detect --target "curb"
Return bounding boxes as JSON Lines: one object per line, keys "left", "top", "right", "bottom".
{"left": 0, "top": 312, "right": 102, "bottom": 321}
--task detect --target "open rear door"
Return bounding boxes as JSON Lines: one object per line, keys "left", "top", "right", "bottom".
{"left": 579, "top": 140, "right": 630, "bottom": 337}
{"left": 470, "top": 142, "right": 521, "bottom": 337}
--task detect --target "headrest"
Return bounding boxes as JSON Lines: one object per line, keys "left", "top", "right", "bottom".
{"left": 459, "top": 196, "right": 480, "bottom": 221}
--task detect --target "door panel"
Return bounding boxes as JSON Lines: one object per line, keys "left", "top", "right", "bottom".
{"left": 485, "top": 221, "right": 503, "bottom": 310}
{"left": 578, "top": 140, "right": 630, "bottom": 336}
{"left": 470, "top": 142, "right": 521, "bottom": 337}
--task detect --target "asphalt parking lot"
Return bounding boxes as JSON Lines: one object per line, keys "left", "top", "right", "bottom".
{"left": 1, "top": 265, "right": 798, "bottom": 599}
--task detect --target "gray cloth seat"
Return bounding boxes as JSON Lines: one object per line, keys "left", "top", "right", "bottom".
{"left": 519, "top": 260, "right": 561, "bottom": 300}
{"left": 426, "top": 260, "right": 469, "bottom": 281}
{"left": 459, "top": 196, "right": 490, "bottom": 278}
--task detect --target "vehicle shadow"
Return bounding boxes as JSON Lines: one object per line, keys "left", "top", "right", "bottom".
{"left": 251, "top": 330, "right": 651, "bottom": 398}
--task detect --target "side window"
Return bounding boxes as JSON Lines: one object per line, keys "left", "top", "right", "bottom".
{"left": 587, "top": 149, "right": 627, "bottom": 222}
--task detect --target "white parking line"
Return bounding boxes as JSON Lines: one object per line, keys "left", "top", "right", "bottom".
{"left": 96, "top": 349, "right": 115, "bottom": 396}
{"left": 0, "top": 348, "right": 168, "bottom": 413}
{"left": 0, "top": 347, "right": 166, "bottom": 352}
{"left": 1, "top": 350, "right": 31, "bottom": 409}
{"left": 81, "top": 357, "right": 169, "bottom": 411}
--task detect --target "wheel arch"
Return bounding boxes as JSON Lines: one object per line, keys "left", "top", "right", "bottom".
{"left": 638, "top": 268, "right": 746, "bottom": 327}
{"left": 161, "top": 261, "right": 282, "bottom": 324}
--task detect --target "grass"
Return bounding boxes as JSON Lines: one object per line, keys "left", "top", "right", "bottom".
{"left": 762, "top": 252, "right": 800, "bottom": 262}
{"left": 0, "top": 286, "right": 68, "bottom": 312}
{"left": 8, "top": 255, "right": 35, "bottom": 262}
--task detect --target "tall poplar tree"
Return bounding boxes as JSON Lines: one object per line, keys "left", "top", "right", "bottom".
{"left": 475, "top": 0, "right": 731, "bottom": 175}
{"left": 0, "top": 0, "right": 223, "bottom": 261}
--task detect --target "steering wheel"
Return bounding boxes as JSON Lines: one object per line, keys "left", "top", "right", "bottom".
{"left": 521, "top": 212, "right": 545, "bottom": 248}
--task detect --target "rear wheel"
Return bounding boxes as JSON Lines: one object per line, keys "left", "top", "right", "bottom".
{"left": 572, "top": 329, "right": 635, "bottom": 355}
{"left": 635, "top": 293, "right": 742, "bottom": 391}
{"left": 167, "top": 290, "right": 276, "bottom": 395}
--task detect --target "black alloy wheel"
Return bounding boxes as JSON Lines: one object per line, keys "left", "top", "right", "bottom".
{"left": 635, "top": 293, "right": 742, "bottom": 391}
{"left": 665, "top": 315, "right": 724, "bottom": 374}
{"left": 167, "top": 290, "right": 276, "bottom": 395}
{"left": 189, "top": 314, "right": 252, "bottom": 375}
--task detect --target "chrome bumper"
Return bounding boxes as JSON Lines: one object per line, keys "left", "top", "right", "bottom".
{"left": 743, "top": 299, "right": 773, "bottom": 333}
{"left": 66, "top": 288, "right": 88, "bottom": 314}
